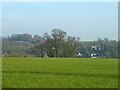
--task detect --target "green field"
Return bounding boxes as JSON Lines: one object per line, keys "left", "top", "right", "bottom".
{"left": 2, "top": 57, "right": 118, "bottom": 88}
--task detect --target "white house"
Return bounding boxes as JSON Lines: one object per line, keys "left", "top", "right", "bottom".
{"left": 91, "top": 53, "right": 97, "bottom": 58}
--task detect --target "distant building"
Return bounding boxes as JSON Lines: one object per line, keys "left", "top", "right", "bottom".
{"left": 52, "top": 47, "right": 55, "bottom": 50}
{"left": 92, "top": 45, "right": 97, "bottom": 50}
{"left": 91, "top": 53, "right": 97, "bottom": 58}
{"left": 44, "top": 53, "right": 48, "bottom": 58}
{"left": 78, "top": 53, "right": 82, "bottom": 56}
{"left": 76, "top": 52, "right": 82, "bottom": 58}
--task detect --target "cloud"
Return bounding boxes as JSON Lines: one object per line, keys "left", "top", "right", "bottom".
{"left": 3, "top": 15, "right": 22, "bottom": 21}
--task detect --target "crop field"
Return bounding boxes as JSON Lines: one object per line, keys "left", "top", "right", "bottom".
{"left": 2, "top": 57, "right": 118, "bottom": 88}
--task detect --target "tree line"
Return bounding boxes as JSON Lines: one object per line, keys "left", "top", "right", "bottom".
{"left": 2, "top": 29, "right": 118, "bottom": 58}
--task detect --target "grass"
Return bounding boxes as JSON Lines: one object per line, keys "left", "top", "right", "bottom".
{"left": 2, "top": 57, "right": 118, "bottom": 88}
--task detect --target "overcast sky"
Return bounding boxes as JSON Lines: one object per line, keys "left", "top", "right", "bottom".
{"left": 2, "top": 2, "right": 118, "bottom": 41}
